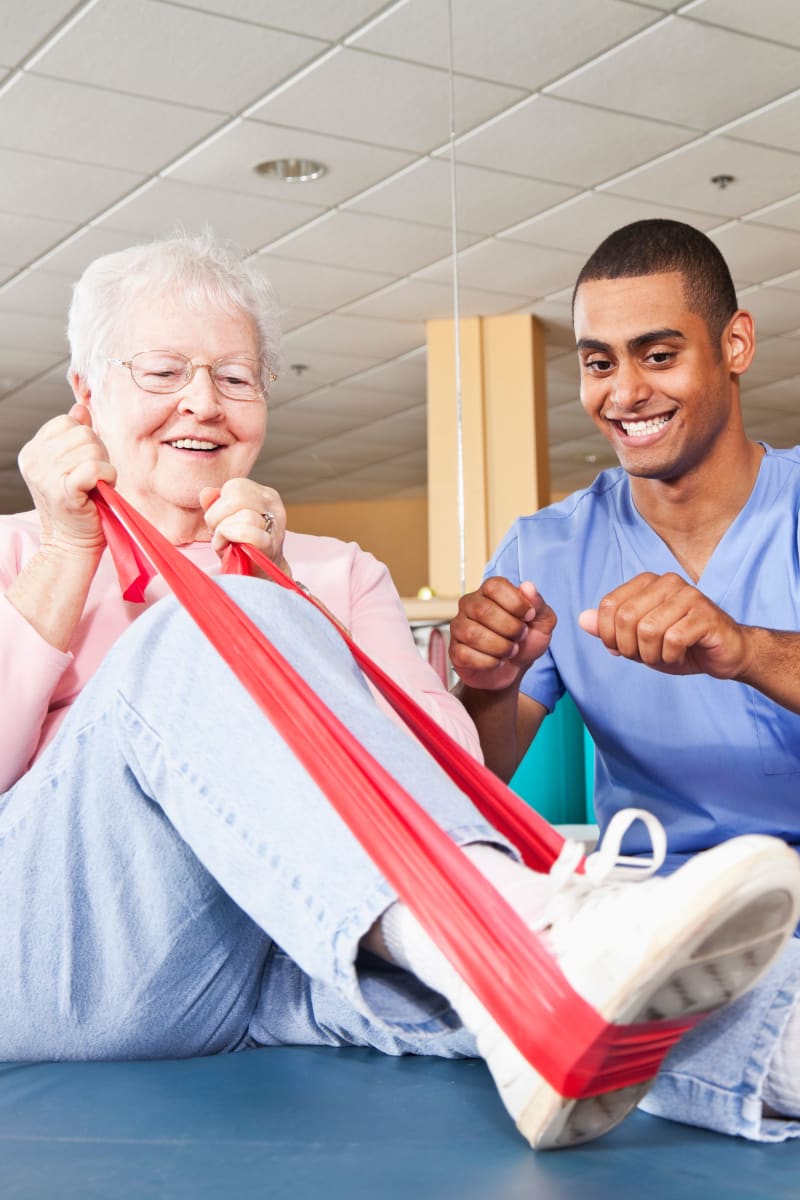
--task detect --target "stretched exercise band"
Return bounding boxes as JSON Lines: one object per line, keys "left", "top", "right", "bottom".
{"left": 93, "top": 482, "right": 708, "bottom": 1099}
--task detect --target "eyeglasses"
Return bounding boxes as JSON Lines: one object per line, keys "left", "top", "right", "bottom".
{"left": 106, "top": 351, "right": 277, "bottom": 402}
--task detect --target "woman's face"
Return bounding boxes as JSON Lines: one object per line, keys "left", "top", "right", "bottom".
{"left": 82, "top": 293, "right": 267, "bottom": 535}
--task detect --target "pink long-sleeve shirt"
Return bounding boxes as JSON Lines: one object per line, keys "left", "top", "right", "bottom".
{"left": 0, "top": 510, "right": 481, "bottom": 793}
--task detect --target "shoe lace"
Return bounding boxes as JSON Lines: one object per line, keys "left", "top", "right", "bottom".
{"left": 535, "top": 808, "right": 667, "bottom": 931}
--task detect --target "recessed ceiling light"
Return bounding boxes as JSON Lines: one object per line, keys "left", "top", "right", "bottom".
{"left": 253, "top": 158, "right": 328, "bottom": 183}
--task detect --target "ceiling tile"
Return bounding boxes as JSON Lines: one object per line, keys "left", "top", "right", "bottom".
{"left": 340, "top": 406, "right": 427, "bottom": 450}
{"left": 0, "top": 0, "right": 78, "bottom": 65}
{"left": 419, "top": 239, "right": 585, "bottom": 299}
{"left": 688, "top": 0, "right": 800, "bottom": 48}
{"left": 341, "top": 452, "right": 427, "bottom": 487}
{"left": 542, "top": 402, "right": 591, "bottom": 444}
{"left": 269, "top": 347, "right": 383, "bottom": 399}
{"left": 344, "top": 278, "right": 530, "bottom": 321}
{"left": 270, "top": 210, "right": 479, "bottom": 274}
{"left": 450, "top": 95, "right": 695, "bottom": 189}
{"left": 0, "top": 74, "right": 224, "bottom": 174}
{"left": 254, "top": 430, "right": 309, "bottom": 457}
{"left": 168, "top": 119, "right": 415, "bottom": 208}
{"left": 0, "top": 310, "right": 68, "bottom": 355}
{"left": 740, "top": 377, "right": 800, "bottom": 412}
{"left": 549, "top": 434, "right": 617, "bottom": 470}
{"left": 96, "top": 179, "right": 325, "bottom": 250}
{"left": 547, "top": 377, "right": 581, "bottom": 408}
{"left": 547, "top": 351, "right": 581, "bottom": 384}
{"left": 31, "top": 227, "right": 165, "bottom": 279}
{"left": 0, "top": 211, "right": 76, "bottom": 268}
{"left": 167, "top": 0, "right": 386, "bottom": 39}
{"left": 282, "top": 306, "right": 327, "bottom": 332}
{"left": 267, "top": 398, "right": 364, "bottom": 440}
{"left": 251, "top": 255, "right": 394, "bottom": 312}
{"left": 604, "top": 136, "right": 800, "bottom": 219}
{"left": 0, "top": 348, "right": 64, "bottom": 397}
{"left": 0, "top": 147, "right": 144, "bottom": 223}
{"left": 0, "top": 364, "right": 71, "bottom": 408}
{"left": 353, "top": 0, "right": 658, "bottom": 89}
{"left": 742, "top": 335, "right": 800, "bottom": 387}
{"left": 711, "top": 222, "right": 800, "bottom": 284}
{"left": 550, "top": 16, "right": 800, "bottom": 130}
{"left": 502, "top": 191, "right": 722, "bottom": 255}
{"left": 768, "top": 269, "right": 800, "bottom": 292}
{"left": 272, "top": 437, "right": 372, "bottom": 471}
{"left": 748, "top": 195, "right": 800, "bottom": 236}
{"left": 283, "top": 314, "right": 425, "bottom": 360}
{"left": 344, "top": 159, "right": 577, "bottom": 235}
{"left": 348, "top": 354, "right": 427, "bottom": 396}
{"left": 280, "top": 476, "right": 395, "bottom": 504}
{"left": 274, "top": 384, "right": 420, "bottom": 423}
{"left": 727, "top": 93, "right": 800, "bottom": 156}
{"left": 0, "top": 270, "right": 74, "bottom": 318}
{"left": 743, "top": 412, "right": 800, "bottom": 446}
{"left": 2, "top": 0, "right": 800, "bottom": 508}
{"left": 738, "top": 285, "right": 800, "bottom": 337}
{"left": 33, "top": 0, "right": 328, "bottom": 112}
{"left": 248, "top": 47, "right": 524, "bottom": 153}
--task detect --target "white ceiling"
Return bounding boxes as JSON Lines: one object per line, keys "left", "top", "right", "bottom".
{"left": 2, "top": 0, "right": 800, "bottom": 513}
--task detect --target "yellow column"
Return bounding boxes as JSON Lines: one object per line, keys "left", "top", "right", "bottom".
{"left": 425, "top": 313, "right": 549, "bottom": 600}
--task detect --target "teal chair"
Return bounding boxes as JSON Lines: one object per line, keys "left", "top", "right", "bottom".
{"left": 510, "top": 694, "right": 595, "bottom": 826}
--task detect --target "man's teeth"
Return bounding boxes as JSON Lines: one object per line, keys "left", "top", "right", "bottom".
{"left": 170, "top": 439, "right": 219, "bottom": 450}
{"left": 620, "top": 415, "right": 671, "bottom": 438}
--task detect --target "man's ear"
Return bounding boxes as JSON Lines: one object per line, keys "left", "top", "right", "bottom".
{"left": 723, "top": 310, "right": 755, "bottom": 379}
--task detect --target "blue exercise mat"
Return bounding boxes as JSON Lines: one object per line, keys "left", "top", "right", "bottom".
{"left": 2, "top": 1049, "right": 798, "bottom": 1199}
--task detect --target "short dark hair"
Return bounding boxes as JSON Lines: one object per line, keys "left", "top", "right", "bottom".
{"left": 573, "top": 219, "right": 738, "bottom": 346}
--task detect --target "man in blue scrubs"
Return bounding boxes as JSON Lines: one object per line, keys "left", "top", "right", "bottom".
{"left": 449, "top": 218, "right": 800, "bottom": 1140}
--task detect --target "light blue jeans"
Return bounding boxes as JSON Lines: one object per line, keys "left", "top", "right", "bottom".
{"left": 1, "top": 578, "right": 797, "bottom": 1141}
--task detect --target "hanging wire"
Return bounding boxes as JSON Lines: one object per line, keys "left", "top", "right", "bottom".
{"left": 446, "top": 0, "right": 466, "bottom": 594}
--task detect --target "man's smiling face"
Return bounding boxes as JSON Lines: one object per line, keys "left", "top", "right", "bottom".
{"left": 573, "top": 270, "right": 743, "bottom": 484}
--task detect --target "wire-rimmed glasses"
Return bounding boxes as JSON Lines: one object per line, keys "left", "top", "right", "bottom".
{"left": 107, "top": 351, "right": 277, "bottom": 402}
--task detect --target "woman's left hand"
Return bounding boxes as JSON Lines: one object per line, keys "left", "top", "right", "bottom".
{"left": 199, "top": 480, "right": 292, "bottom": 577}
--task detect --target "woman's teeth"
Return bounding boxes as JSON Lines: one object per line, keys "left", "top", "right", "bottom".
{"left": 620, "top": 415, "right": 672, "bottom": 438}
{"left": 170, "top": 439, "right": 218, "bottom": 450}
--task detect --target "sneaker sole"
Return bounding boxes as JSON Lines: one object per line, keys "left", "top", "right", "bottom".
{"left": 518, "top": 836, "right": 800, "bottom": 1150}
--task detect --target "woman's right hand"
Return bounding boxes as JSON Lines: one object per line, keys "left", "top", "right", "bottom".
{"left": 17, "top": 403, "right": 117, "bottom": 553}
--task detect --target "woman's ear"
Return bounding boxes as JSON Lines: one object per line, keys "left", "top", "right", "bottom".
{"left": 69, "top": 371, "right": 92, "bottom": 409}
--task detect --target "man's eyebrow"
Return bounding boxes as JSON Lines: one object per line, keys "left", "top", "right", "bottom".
{"left": 576, "top": 329, "right": 686, "bottom": 354}
{"left": 628, "top": 328, "right": 686, "bottom": 350}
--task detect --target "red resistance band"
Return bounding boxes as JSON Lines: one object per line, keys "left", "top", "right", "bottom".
{"left": 93, "top": 482, "right": 708, "bottom": 1099}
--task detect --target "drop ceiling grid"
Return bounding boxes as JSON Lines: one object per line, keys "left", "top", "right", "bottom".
{"left": 0, "top": 1, "right": 800, "bottom": 513}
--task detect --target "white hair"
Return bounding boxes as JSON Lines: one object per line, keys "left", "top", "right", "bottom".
{"left": 67, "top": 229, "right": 282, "bottom": 397}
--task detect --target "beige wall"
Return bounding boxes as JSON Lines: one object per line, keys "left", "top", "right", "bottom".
{"left": 286, "top": 495, "right": 429, "bottom": 598}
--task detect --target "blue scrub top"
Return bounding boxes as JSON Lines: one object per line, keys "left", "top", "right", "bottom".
{"left": 486, "top": 445, "right": 800, "bottom": 863}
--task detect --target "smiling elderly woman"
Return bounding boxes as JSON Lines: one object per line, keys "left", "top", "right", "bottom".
{"left": 0, "top": 231, "right": 797, "bottom": 1154}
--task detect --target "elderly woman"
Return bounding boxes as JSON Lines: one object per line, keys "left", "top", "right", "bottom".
{"left": 1, "top": 233, "right": 798, "bottom": 1153}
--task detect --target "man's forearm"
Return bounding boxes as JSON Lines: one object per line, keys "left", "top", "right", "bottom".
{"left": 738, "top": 627, "right": 800, "bottom": 714}
{"left": 452, "top": 680, "right": 527, "bottom": 782}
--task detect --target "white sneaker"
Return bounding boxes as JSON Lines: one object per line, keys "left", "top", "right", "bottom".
{"left": 456, "top": 810, "right": 800, "bottom": 1151}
